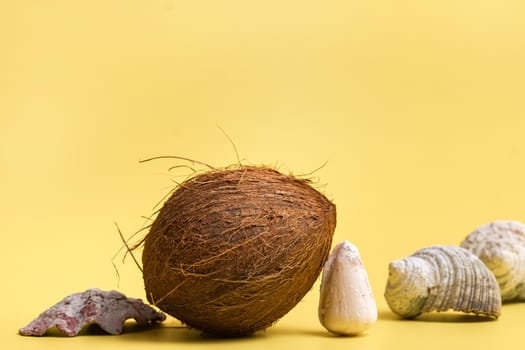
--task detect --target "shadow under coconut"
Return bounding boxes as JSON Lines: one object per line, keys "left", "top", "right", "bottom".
{"left": 378, "top": 310, "right": 495, "bottom": 323}
{"left": 119, "top": 323, "right": 267, "bottom": 344}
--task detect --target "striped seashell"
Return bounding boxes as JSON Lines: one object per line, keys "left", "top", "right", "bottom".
{"left": 384, "top": 245, "right": 501, "bottom": 319}
{"left": 461, "top": 220, "right": 525, "bottom": 302}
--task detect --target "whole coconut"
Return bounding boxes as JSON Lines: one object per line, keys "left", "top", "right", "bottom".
{"left": 142, "top": 166, "right": 336, "bottom": 336}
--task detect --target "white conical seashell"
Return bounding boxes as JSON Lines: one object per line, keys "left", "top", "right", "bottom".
{"left": 384, "top": 245, "right": 501, "bottom": 319}
{"left": 460, "top": 220, "right": 525, "bottom": 302}
{"left": 318, "top": 241, "right": 377, "bottom": 335}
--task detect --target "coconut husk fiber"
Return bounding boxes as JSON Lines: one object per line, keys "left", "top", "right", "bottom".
{"left": 142, "top": 165, "right": 336, "bottom": 336}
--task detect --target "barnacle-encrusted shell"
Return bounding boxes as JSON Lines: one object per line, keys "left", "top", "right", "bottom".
{"left": 19, "top": 289, "right": 165, "bottom": 336}
{"left": 384, "top": 245, "right": 501, "bottom": 319}
{"left": 460, "top": 220, "right": 525, "bottom": 302}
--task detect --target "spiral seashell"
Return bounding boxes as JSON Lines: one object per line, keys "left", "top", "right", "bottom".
{"left": 384, "top": 245, "right": 501, "bottom": 319}
{"left": 460, "top": 220, "right": 525, "bottom": 302}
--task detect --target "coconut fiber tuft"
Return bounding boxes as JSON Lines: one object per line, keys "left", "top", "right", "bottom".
{"left": 142, "top": 166, "right": 336, "bottom": 336}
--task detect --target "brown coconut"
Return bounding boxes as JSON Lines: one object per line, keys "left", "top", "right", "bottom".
{"left": 142, "top": 166, "right": 336, "bottom": 336}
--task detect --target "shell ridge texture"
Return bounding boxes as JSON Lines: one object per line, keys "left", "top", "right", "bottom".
{"left": 461, "top": 220, "right": 525, "bottom": 302}
{"left": 384, "top": 245, "right": 501, "bottom": 319}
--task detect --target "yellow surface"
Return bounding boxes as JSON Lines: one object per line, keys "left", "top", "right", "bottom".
{"left": 2, "top": 0, "right": 525, "bottom": 349}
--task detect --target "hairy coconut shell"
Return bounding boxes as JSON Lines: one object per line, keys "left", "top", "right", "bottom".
{"left": 142, "top": 166, "right": 336, "bottom": 336}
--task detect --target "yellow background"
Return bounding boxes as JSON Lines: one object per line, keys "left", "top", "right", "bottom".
{"left": 2, "top": 0, "right": 525, "bottom": 349}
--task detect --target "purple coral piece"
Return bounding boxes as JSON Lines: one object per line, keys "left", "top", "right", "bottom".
{"left": 19, "top": 288, "right": 166, "bottom": 336}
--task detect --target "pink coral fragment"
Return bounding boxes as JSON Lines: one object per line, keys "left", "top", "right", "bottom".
{"left": 19, "top": 288, "right": 166, "bottom": 336}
